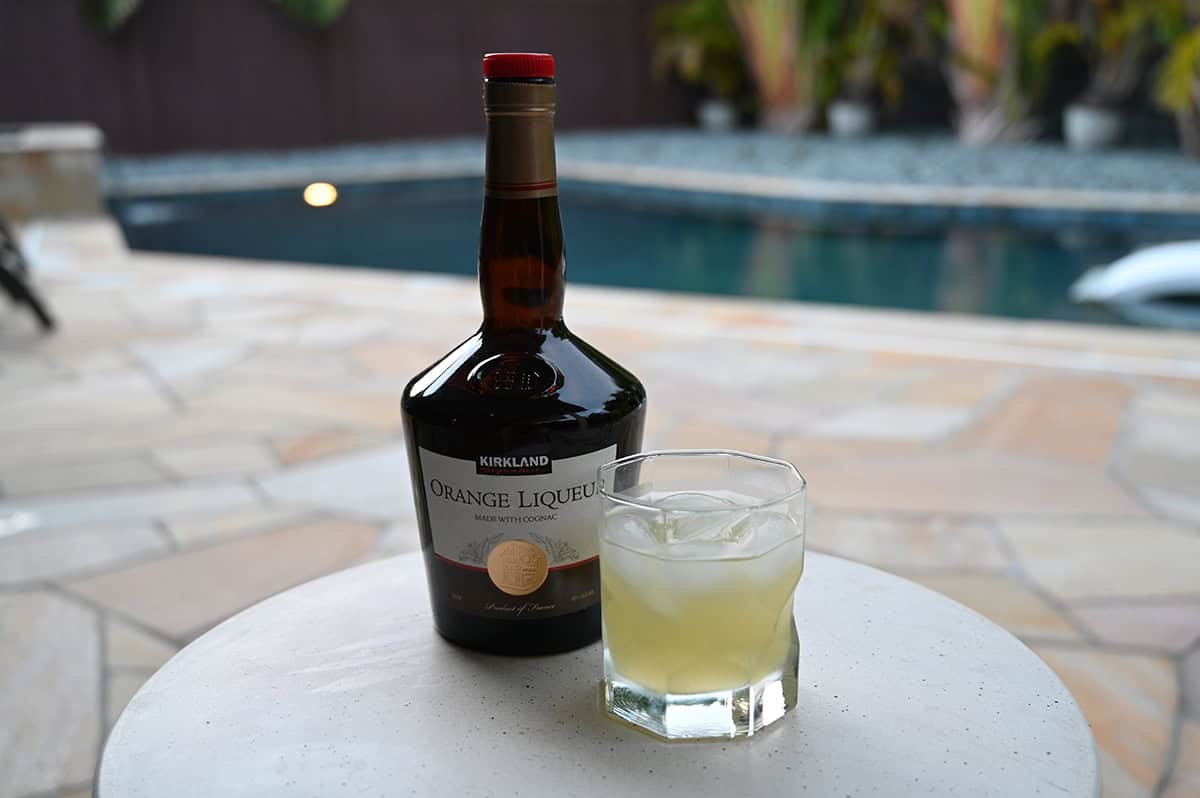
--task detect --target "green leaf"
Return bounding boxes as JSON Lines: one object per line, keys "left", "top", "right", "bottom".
{"left": 81, "top": 0, "right": 143, "bottom": 34}
{"left": 1030, "top": 22, "right": 1082, "bottom": 67}
{"left": 1151, "top": 0, "right": 1193, "bottom": 44}
{"left": 926, "top": 3, "right": 949, "bottom": 38}
{"left": 653, "top": 0, "right": 746, "bottom": 98}
{"left": 1156, "top": 26, "right": 1200, "bottom": 113}
{"left": 271, "top": 0, "right": 350, "bottom": 29}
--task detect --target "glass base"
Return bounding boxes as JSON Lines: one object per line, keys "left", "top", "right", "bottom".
{"left": 602, "top": 645, "right": 798, "bottom": 740}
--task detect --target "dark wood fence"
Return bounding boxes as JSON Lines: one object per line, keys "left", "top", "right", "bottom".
{"left": 0, "top": 0, "right": 692, "bottom": 154}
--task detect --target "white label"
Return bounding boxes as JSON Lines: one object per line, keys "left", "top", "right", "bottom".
{"left": 418, "top": 445, "right": 616, "bottom": 569}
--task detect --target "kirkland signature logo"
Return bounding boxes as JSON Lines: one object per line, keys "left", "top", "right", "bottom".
{"left": 476, "top": 454, "right": 552, "bottom": 476}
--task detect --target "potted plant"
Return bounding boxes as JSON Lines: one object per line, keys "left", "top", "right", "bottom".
{"left": 826, "top": 3, "right": 893, "bottom": 136}
{"left": 823, "top": 0, "right": 929, "bottom": 137}
{"left": 943, "top": 0, "right": 1009, "bottom": 142}
{"left": 942, "top": 0, "right": 1065, "bottom": 144}
{"left": 1153, "top": 1, "right": 1200, "bottom": 157}
{"left": 726, "top": 0, "right": 840, "bottom": 133}
{"left": 653, "top": 0, "right": 749, "bottom": 131}
{"left": 1035, "top": 2, "right": 1158, "bottom": 150}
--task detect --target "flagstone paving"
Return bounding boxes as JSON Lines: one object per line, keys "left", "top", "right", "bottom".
{"left": 1, "top": 218, "right": 1199, "bottom": 797}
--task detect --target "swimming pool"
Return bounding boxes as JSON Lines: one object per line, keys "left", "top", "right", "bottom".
{"left": 109, "top": 177, "right": 1199, "bottom": 327}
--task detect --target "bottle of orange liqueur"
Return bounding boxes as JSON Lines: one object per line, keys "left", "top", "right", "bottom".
{"left": 402, "top": 53, "right": 646, "bottom": 655}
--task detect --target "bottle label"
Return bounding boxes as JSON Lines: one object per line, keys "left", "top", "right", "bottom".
{"left": 417, "top": 445, "right": 614, "bottom": 589}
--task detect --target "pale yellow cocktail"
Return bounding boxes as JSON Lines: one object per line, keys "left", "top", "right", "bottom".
{"left": 601, "top": 512, "right": 803, "bottom": 695}
{"left": 597, "top": 454, "right": 807, "bottom": 741}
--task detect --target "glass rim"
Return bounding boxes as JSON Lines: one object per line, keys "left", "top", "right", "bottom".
{"left": 598, "top": 449, "right": 807, "bottom": 513}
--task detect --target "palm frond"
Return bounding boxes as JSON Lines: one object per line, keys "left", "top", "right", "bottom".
{"left": 82, "top": 0, "right": 142, "bottom": 34}
{"left": 1156, "top": 26, "right": 1200, "bottom": 113}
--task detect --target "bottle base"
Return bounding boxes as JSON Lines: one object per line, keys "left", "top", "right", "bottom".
{"left": 602, "top": 635, "right": 799, "bottom": 740}
{"left": 431, "top": 603, "right": 601, "bottom": 656}
{"left": 603, "top": 668, "right": 797, "bottom": 741}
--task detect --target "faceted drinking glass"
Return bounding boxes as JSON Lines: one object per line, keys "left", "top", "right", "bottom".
{"left": 598, "top": 450, "right": 806, "bottom": 740}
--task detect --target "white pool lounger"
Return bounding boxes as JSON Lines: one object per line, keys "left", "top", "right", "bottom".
{"left": 1072, "top": 240, "right": 1200, "bottom": 328}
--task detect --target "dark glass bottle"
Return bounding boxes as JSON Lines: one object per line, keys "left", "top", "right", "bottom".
{"left": 401, "top": 53, "right": 646, "bottom": 655}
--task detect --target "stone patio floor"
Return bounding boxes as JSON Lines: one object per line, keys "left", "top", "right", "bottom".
{"left": 1, "top": 219, "right": 1199, "bottom": 798}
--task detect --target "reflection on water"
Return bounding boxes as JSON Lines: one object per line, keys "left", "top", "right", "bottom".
{"left": 742, "top": 220, "right": 800, "bottom": 299}
{"left": 938, "top": 228, "right": 993, "bottom": 315}
{"left": 111, "top": 178, "right": 1198, "bottom": 327}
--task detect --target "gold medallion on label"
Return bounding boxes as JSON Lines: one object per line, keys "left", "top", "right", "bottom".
{"left": 486, "top": 539, "right": 549, "bottom": 596}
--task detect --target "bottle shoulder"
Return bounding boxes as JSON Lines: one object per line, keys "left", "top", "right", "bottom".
{"left": 403, "top": 327, "right": 645, "bottom": 425}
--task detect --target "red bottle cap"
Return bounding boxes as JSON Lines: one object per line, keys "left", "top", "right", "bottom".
{"left": 483, "top": 52, "right": 555, "bottom": 80}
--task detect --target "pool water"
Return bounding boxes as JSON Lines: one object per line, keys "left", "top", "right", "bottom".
{"left": 110, "top": 178, "right": 1197, "bottom": 327}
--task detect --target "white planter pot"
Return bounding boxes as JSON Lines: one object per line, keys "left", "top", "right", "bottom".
{"left": 696, "top": 99, "right": 736, "bottom": 132}
{"left": 828, "top": 100, "right": 877, "bottom": 138}
{"left": 1064, "top": 104, "right": 1125, "bottom": 151}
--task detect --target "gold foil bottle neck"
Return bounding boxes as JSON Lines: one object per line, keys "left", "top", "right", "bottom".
{"left": 483, "top": 80, "right": 557, "bottom": 199}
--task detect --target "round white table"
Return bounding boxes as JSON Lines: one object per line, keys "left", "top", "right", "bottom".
{"left": 98, "top": 552, "right": 1098, "bottom": 797}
